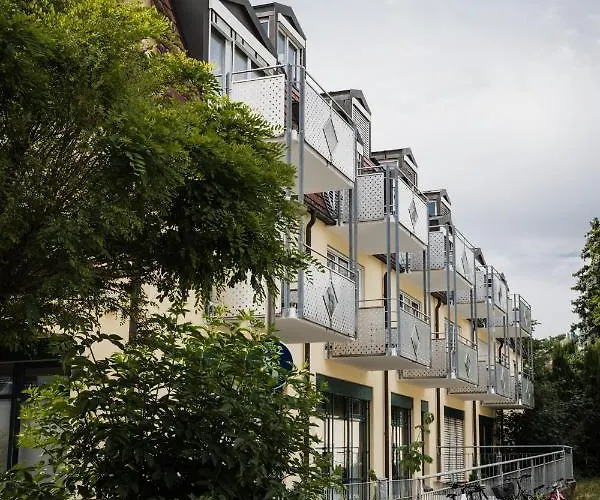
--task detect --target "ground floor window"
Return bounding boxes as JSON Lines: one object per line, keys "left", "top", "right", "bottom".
{"left": 0, "top": 361, "right": 61, "bottom": 472}
{"left": 318, "top": 392, "right": 370, "bottom": 485}
{"left": 391, "top": 403, "right": 411, "bottom": 480}
{"left": 442, "top": 407, "right": 465, "bottom": 482}
{"left": 316, "top": 375, "right": 372, "bottom": 492}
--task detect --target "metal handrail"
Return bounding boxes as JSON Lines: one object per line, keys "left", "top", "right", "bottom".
{"left": 359, "top": 297, "right": 430, "bottom": 324}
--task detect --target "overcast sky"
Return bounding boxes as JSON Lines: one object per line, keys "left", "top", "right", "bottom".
{"left": 270, "top": 0, "right": 600, "bottom": 338}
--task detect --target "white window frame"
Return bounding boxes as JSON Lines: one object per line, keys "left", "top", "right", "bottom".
{"left": 327, "top": 247, "right": 364, "bottom": 300}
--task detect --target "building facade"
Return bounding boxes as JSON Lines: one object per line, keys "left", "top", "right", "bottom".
{"left": 0, "top": 0, "right": 538, "bottom": 494}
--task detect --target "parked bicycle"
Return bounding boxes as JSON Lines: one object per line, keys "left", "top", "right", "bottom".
{"left": 446, "top": 482, "right": 489, "bottom": 500}
{"left": 547, "top": 478, "right": 565, "bottom": 500}
{"left": 491, "top": 475, "right": 545, "bottom": 500}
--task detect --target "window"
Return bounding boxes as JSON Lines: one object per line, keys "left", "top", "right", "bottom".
{"left": 427, "top": 200, "right": 438, "bottom": 217}
{"left": 0, "top": 362, "right": 61, "bottom": 472}
{"left": 391, "top": 406, "right": 411, "bottom": 480}
{"left": 327, "top": 248, "right": 364, "bottom": 301}
{"left": 233, "top": 47, "right": 249, "bottom": 81}
{"left": 209, "top": 29, "right": 226, "bottom": 77}
{"left": 399, "top": 292, "right": 422, "bottom": 319}
{"left": 276, "top": 29, "right": 302, "bottom": 81}
{"left": 318, "top": 393, "right": 370, "bottom": 488}
{"left": 259, "top": 18, "right": 269, "bottom": 37}
{"left": 442, "top": 410, "right": 465, "bottom": 482}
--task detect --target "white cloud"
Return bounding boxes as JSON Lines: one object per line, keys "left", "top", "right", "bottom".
{"left": 274, "top": 0, "right": 599, "bottom": 337}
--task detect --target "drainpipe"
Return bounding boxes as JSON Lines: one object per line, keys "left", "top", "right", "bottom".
{"left": 434, "top": 297, "right": 442, "bottom": 471}
{"left": 304, "top": 210, "right": 317, "bottom": 370}
{"left": 384, "top": 371, "right": 390, "bottom": 480}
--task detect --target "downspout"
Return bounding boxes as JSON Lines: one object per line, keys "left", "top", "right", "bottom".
{"left": 304, "top": 210, "right": 317, "bottom": 370}
{"left": 434, "top": 297, "right": 442, "bottom": 472}
{"left": 384, "top": 371, "right": 390, "bottom": 480}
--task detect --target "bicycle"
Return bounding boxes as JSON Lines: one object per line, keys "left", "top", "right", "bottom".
{"left": 547, "top": 478, "right": 565, "bottom": 500}
{"left": 515, "top": 474, "right": 546, "bottom": 500}
{"left": 446, "top": 481, "right": 489, "bottom": 500}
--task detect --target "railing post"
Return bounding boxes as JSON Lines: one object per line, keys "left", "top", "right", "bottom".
{"left": 225, "top": 71, "right": 232, "bottom": 96}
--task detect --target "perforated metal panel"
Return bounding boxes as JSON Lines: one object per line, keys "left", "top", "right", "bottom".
{"left": 395, "top": 308, "right": 431, "bottom": 365}
{"left": 301, "top": 265, "right": 355, "bottom": 338}
{"left": 356, "top": 173, "right": 385, "bottom": 221}
{"left": 456, "top": 340, "right": 479, "bottom": 384}
{"left": 304, "top": 82, "right": 355, "bottom": 182}
{"left": 352, "top": 105, "right": 371, "bottom": 155}
{"left": 521, "top": 376, "right": 534, "bottom": 407}
{"left": 230, "top": 75, "right": 286, "bottom": 132}
{"left": 211, "top": 279, "right": 275, "bottom": 317}
{"left": 519, "top": 296, "right": 532, "bottom": 334}
{"left": 457, "top": 268, "right": 485, "bottom": 304}
{"left": 454, "top": 234, "right": 474, "bottom": 283}
{"left": 495, "top": 364, "right": 511, "bottom": 398}
{"left": 331, "top": 306, "right": 387, "bottom": 357}
{"left": 411, "top": 231, "right": 446, "bottom": 272}
{"left": 397, "top": 179, "right": 428, "bottom": 245}
{"left": 402, "top": 337, "right": 449, "bottom": 379}
{"left": 492, "top": 273, "right": 508, "bottom": 312}
{"left": 448, "top": 362, "right": 489, "bottom": 394}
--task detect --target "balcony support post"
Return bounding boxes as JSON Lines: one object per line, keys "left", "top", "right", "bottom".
{"left": 352, "top": 125, "right": 359, "bottom": 339}
{"left": 297, "top": 65, "right": 306, "bottom": 320}
{"left": 486, "top": 267, "right": 493, "bottom": 390}
{"left": 282, "top": 64, "right": 293, "bottom": 316}
{"left": 393, "top": 165, "right": 402, "bottom": 355}
{"left": 385, "top": 161, "right": 392, "bottom": 347}
{"left": 445, "top": 226, "right": 455, "bottom": 377}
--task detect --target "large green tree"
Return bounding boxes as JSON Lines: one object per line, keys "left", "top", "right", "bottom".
{"left": 572, "top": 218, "right": 600, "bottom": 342}
{"left": 0, "top": 0, "right": 305, "bottom": 351}
{"left": 0, "top": 310, "right": 338, "bottom": 499}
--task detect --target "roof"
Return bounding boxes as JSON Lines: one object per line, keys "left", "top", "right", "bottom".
{"left": 371, "top": 148, "right": 417, "bottom": 169}
{"left": 328, "top": 89, "right": 372, "bottom": 115}
{"left": 253, "top": 2, "right": 306, "bottom": 39}
{"left": 225, "top": 0, "right": 274, "bottom": 50}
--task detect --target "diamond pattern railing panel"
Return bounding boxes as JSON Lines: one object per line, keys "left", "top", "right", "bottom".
{"left": 519, "top": 296, "right": 532, "bottom": 334}
{"left": 397, "top": 178, "right": 428, "bottom": 246}
{"left": 395, "top": 308, "right": 431, "bottom": 366}
{"left": 456, "top": 339, "right": 479, "bottom": 385}
{"left": 402, "top": 337, "right": 450, "bottom": 379}
{"left": 304, "top": 82, "right": 355, "bottom": 182}
{"left": 301, "top": 265, "right": 355, "bottom": 339}
{"left": 331, "top": 306, "right": 387, "bottom": 357}
{"left": 495, "top": 363, "right": 511, "bottom": 398}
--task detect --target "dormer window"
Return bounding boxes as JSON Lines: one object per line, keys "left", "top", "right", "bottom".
{"left": 427, "top": 200, "right": 438, "bottom": 217}
{"left": 259, "top": 18, "right": 269, "bottom": 37}
{"left": 277, "top": 29, "right": 302, "bottom": 81}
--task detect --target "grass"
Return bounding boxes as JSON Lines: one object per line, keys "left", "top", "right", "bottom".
{"left": 573, "top": 478, "right": 600, "bottom": 500}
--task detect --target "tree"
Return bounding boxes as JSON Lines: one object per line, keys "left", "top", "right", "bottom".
{"left": 572, "top": 218, "right": 600, "bottom": 342}
{"left": 0, "top": 0, "right": 305, "bottom": 351}
{"left": 0, "top": 308, "right": 339, "bottom": 499}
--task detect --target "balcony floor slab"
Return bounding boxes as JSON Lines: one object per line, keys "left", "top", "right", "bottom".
{"left": 274, "top": 316, "right": 355, "bottom": 344}
{"left": 329, "top": 352, "right": 428, "bottom": 371}
{"left": 273, "top": 133, "right": 354, "bottom": 194}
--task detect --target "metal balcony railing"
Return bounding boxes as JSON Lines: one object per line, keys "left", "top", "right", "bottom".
{"left": 330, "top": 298, "right": 431, "bottom": 369}
{"left": 331, "top": 446, "right": 573, "bottom": 500}
{"left": 223, "top": 65, "right": 356, "bottom": 194}
{"left": 212, "top": 245, "right": 356, "bottom": 343}
{"left": 334, "top": 165, "right": 429, "bottom": 252}
{"left": 409, "top": 228, "right": 475, "bottom": 292}
{"left": 456, "top": 266, "right": 509, "bottom": 321}
{"left": 400, "top": 326, "right": 478, "bottom": 388}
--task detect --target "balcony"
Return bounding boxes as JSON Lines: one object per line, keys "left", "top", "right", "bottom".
{"left": 330, "top": 298, "right": 431, "bottom": 370}
{"left": 482, "top": 371, "right": 534, "bottom": 410}
{"left": 400, "top": 325, "right": 478, "bottom": 388}
{"left": 330, "top": 165, "right": 429, "bottom": 255}
{"left": 447, "top": 348, "right": 512, "bottom": 402}
{"left": 227, "top": 68, "right": 355, "bottom": 194}
{"left": 404, "top": 228, "right": 474, "bottom": 293}
{"left": 509, "top": 294, "right": 533, "bottom": 338}
{"left": 456, "top": 267, "right": 509, "bottom": 334}
{"left": 212, "top": 247, "right": 356, "bottom": 344}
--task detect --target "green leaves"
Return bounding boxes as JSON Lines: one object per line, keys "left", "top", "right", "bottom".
{"left": 3, "top": 309, "right": 336, "bottom": 499}
{"left": 573, "top": 218, "right": 600, "bottom": 342}
{"left": 0, "top": 0, "right": 308, "bottom": 350}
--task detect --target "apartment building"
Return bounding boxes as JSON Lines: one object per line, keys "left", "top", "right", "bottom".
{"left": 0, "top": 0, "right": 539, "bottom": 493}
